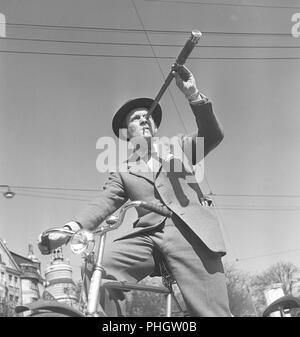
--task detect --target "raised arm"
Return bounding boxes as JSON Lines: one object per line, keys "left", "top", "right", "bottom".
{"left": 173, "top": 65, "right": 224, "bottom": 164}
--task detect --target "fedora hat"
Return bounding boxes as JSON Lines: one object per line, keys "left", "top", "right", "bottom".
{"left": 112, "top": 97, "right": 162, "bottom": 139}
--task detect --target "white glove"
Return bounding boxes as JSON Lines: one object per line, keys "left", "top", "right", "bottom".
{"left": 172, "top": 64, "right": 207, "bottom": 104}
{"left": 38, "top": 221, "right": 81, "bottom": 255}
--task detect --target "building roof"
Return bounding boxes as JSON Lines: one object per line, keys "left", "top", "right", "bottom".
{"left": 10, "top": 251, "right": 44, "bottom": 283}
{"left": 10, "top": 251, "right": 39, "bottom": 266}
{"left": 0, "top": 238, "right": 21, "bottom": 272}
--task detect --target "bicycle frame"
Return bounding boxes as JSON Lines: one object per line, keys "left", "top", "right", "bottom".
{"left": 84, "top": 200, "right": 175, "bottom": 316}
{"left": 16, "top": 200, "right": 185, "bottom": 317}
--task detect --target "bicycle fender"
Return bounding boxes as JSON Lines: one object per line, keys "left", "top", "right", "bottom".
{"left": 15, "top": 300, "right": 85, "bottom": 317}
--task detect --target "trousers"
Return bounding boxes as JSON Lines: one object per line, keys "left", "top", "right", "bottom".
{"left": 92, "top": 214, "right": 231, "bottom": 317}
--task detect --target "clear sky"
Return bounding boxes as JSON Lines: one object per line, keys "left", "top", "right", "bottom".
{"left": 0, "top": 0, "right": 300, "bottom": 282}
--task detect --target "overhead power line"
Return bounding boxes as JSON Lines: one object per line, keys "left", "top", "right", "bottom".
{"left": 212, "top": 193, "right": 300, "bottom": 198}
{"left": 16, "top": 187, "right": 95, "bottom": 199}
{"left": 215, "top": 207, "right": 300, "bottom": 211}
{"left": 17, "top": 192, "right": 90, "bottom": 202}
{"left": 2, "top": 36, "right": 300, "bottom": 49}
{"left": 6, "top": 22, "right": 293, "bottom": 37}
{"left": 11, "top": 192, "right": 300, "bottom": 209}
{"left": 3, "top": 185, "right": 300, "bottom": 198}
{"left": 130, "top": 0, "right": 190, "bottom": 134}
{"left": 1, "top": 50, "right": 300, "bottom": 60}
{"left": 4, "top": 186, "right": 300, "bottom": 208}
{"left": 9, "top": 190, "right": 300, "bottom": 210}
{"left": 236, "top": 248, "right": 300, "bottom": 262}
{"left": 144, "top": 0, "right": 300, "bottom": 10}
{"left": 7, "top": 185, "right": 100, "bottom": 192}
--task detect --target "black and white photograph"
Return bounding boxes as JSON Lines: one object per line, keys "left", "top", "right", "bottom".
{"left": 0, "top": 0, "right": 300, "bottom": 321}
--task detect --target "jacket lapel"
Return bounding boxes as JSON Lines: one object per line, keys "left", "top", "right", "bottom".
{"left": 128, "top": 159, "right": 157, "bottom": 184}
{"left": 156, "top": 139, "right": 195, "bottom": 176}
{"left": 127, "top": 139, "right": 194, "bottom": 183}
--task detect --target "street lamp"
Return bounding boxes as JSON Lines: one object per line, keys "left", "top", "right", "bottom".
{"left": 0, "top": 185, "right": 16, "bottom": 199}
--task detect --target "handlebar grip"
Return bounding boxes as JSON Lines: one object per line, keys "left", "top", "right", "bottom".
{"left": 139, "top": 201, "right": 172, "bottom": 217}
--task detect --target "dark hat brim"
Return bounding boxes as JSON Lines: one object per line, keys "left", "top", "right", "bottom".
{"left": 112, "top": 97, "right": 162, "bottom": 139}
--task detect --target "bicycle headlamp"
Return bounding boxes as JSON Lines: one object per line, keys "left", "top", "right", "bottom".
{"left": 70, "top": 229, "right": 95, "bottom": 256}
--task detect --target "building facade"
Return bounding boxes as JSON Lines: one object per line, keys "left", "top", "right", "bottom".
{"left": 0, "top": 239, "right": 22, "bottom": 315}
{"left": 10, "top": 246, "right": 44, "bottom": 305}
{"left": 0, "top": 238, "right": 79, "bottom": 316}
{"left": 0, "top": 238, "right": 44, "bottom": 316}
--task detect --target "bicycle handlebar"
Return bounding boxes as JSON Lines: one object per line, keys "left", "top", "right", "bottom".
{"left": 41, "top": 201, "right": 173, "bottom": 239}
{"left": 42, "top": 227, "right": 74, "bottom": 237}
{"left": 138, "top": 201, "right": 172, "bottom": 217}
{"left": 103, "top": 201, "right": 173, "bottom": 234}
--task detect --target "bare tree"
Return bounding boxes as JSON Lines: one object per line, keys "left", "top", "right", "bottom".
{"left": 125, "top": 277, "right": 165, "bottom": 317}
{"left": 0, "top": 298, "right": 17, "bottom": 317}
{"left": 224, "top": 263, "right": 256, "bottom": 316}
{"left": 125, "top": 276, "right": 186, "bottom": 317}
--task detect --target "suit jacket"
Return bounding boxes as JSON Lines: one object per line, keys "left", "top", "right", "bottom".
{"left": 73, "top": 101, "right": 226, "bottom": 254}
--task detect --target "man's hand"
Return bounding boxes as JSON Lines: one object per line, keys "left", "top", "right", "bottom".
{"left": 38, "top": 230, "right": 69, "bottom": 255}
{"left": 38, "top": 221, "right": 82, "bottom": 255}
{"left": 172, "top": 64, "right": 207, "bottom": 104}
{"left": 172, "top": 64, "right": 198, "bottom": 99}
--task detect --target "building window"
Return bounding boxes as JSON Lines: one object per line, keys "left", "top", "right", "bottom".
{"left": 9, "top": 294, "right": 13, "bottom": 302}
{"left": 15, "top": 296, "right": 19, "bottom": 303}
{"left": 8, "top": 274, "right": 13, "bottom": 286}
{"left": 14, "top": 276, "right": 18, "bottom": 284}
{"left": 30, "top": 282, "right": 38, "bottom": 291}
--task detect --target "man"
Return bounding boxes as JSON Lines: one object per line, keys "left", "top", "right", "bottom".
{"left": 38, "top": 65, "right": 231, "bottom": 317}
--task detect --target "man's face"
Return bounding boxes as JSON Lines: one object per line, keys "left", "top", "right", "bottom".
{"left": 124, "top": 108, "right": 157, "bottom": 140}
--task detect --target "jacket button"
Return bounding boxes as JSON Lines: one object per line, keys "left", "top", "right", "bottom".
{"left": 166, "top": 201, "right": 172, "bottom": 205}
{"left": 156, "top": 183, "right": 163, "bottom": 188}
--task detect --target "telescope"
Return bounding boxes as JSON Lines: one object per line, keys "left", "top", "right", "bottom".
{"left": 145, "top": 30, "right": 202, "bottom": 119}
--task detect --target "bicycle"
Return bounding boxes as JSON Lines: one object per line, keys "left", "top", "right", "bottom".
{"left": 15, "top": 200, "right": 187, "bottom": 317}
